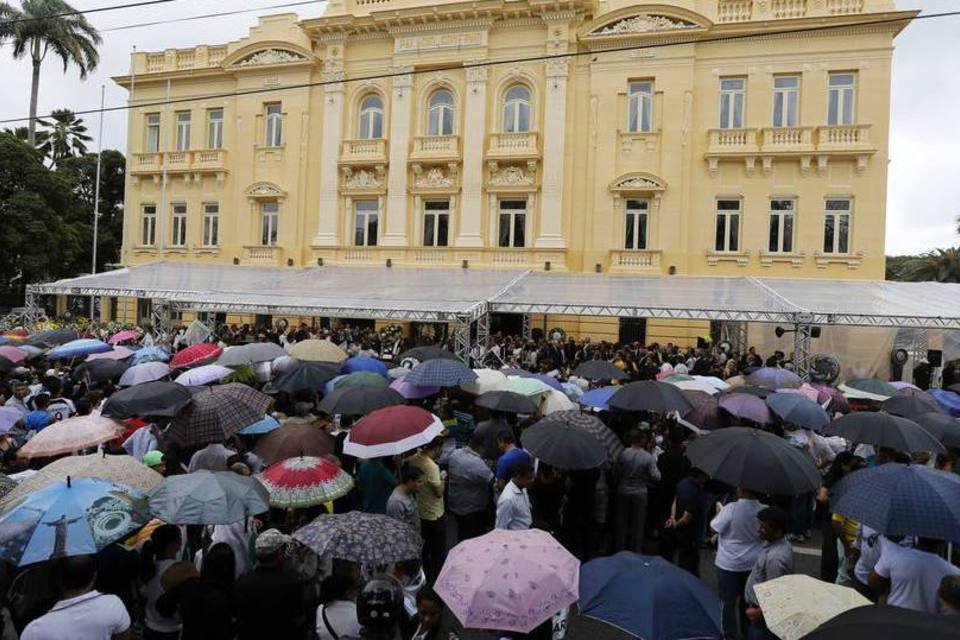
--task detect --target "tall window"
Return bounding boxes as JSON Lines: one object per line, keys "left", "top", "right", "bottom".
{"left": 202, "top": 202, "right": 219, "bottom": 247}
{"left": 427, "top": 89, "right": 454, "bottom": 136}
{"left": 175, "top": 111, "right": 191, "bottom": 151}
{"left": 714, "top": 199, "right": 741, "bottom": 252}
{"left": 772, "top": 76, "right": 799, "bottom": 127}
{"left": 498, "top": 199, "right": 527, "bottom": 248}
{"left": 141, "top": 204, "right": 156, "bottom": 246}
{"left": 354, "top": 200, "right": 379, "bottom": 246}
{"left": 358, "top": 95, "right": 383, "bottom": 139}
{"left": 207, "top": 108, "right": 223, "bottom": 149}
{"left": 423, "top": 201, "right": 450, "bottom": 247}
{"left": 828, "top": 73, "right": 856, "bottom": 125}
{"left": 624, "top": 198, "right": 649, "bottom": 250}
{"left": 145, "top": 113, "right": 160, "bottom": 152}
{"left": 719, "top": 78, "right": 745, "bottom": 129}
{"left": 823, "top": 198, "right": 851, "bottom": 254}
{"left": 171, "top": 203, "right": 187, "bottom": 247}
{"left": 768, "top": 199, "right": 796, "bottom": 253}
{"left": 627, "top": 81, "right": 653, "bottom": 133}
{"left": 502, "top": 85, "right": 531, "bottom": 133}
{"left": 261, "top": 202, "right": 279, "bottom": 246}
{"left": 264, "top": 103, "right": 283, "bottom": 147}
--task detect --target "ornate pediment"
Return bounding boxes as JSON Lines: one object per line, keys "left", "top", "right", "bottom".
{"left": 589, "top": 14, "right": 698, "bottom": 36}
{"left": 412, "top": 163, "right": 458, "bottom": 191}
{"left": 244, "top": 181, "right": 287, "bottom": 199}
{"left": 341, "top": 167, "right": 385, "bottom": 191}
{"left": 609, "top": 173, "right": 666, "bottom": 192}
{"left": 489, "top": 164, "right": 536, "bottom": 187}
{"left": 234, "top": 48, "right": 308, "bottom": 67}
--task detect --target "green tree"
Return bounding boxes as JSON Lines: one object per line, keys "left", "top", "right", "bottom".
{"left": 0, "top": 0, "right": 100, "bottom": 145}
{"left": 885, "top": 254, "right": 918, "bottom": 281}
{"left": 899, "top": 248, "right": 960, "bottom": 283}
{"left": 57, "top": 149, "right": 125, "bottom": 273}
{"left": 37, "top": 108, "right": 91, "bottom": 164}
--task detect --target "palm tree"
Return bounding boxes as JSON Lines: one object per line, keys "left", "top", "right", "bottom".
{"left": 901, "top": 247, "right": 960, "bottom": 283}
{"left": 0, "top": 0, "right": 100, "bottom": 145}
{"left": 36, "top": 108, "right": 90, "bottom": 164}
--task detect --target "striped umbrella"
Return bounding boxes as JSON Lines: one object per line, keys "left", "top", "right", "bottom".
{"left": 405, "top": 359, "right": 477, "bottom": 388}
{"left": 258, "top": 456, "right": 354, "bottom": 508}
{"left": 168, "top": 383, "right": 273, "bottom": 447}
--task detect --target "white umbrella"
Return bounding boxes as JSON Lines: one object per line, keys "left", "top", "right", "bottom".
{"left": 218, "top": 342, "right": 287, "bottom": 366}
{"left": 540, "top": 389, "right": 576, "bottom": 415}
{"left": 175, "top": 364, "right": 233, "bottom": 386}
{"left": 693, "top": 375, "right": 730, "bottom": 391}
{"left": 666, "top": 379, "right": 719, "bottom": 395}
{"left": 118, "top": 362, "right": 171, "bottom": 386}
{"left": 461, "top": 369, "right": 508, "bottom": 395}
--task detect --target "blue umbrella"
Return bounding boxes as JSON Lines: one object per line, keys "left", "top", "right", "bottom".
{"left": 0, "top": 478, "right": 150, "bottom": 566}
{"left": 579, "top": 552, "right": 722, "bottom": 640}
{"left": 766, "top": 392, "right": 830, "bottom": 430}
{"left": 405, "top": 359, "right": 477, "bottom": 387}
{"left": 130, "top": 346, "right": 170, "bottom": 365}
{"left": 47, "top": 339, "right": 112, "bottom": 360}
{"left": 238, "top": 414, "right": 281, "bottom": 436}
{"left": 929, "top": 388, "right": 960, "bottom": 417}
{"left": 831, "top": 463, "right": 960, "bottom": 543}
{"left": 341, "top": 356, "right": 388, "bottom": 376}
{"left": 579, "top": 386, "right": 618, "bottom": 411}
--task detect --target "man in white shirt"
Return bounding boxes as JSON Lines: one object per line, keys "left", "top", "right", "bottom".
{"left": 496, "top": 463, "right": 534, "bottom": 531}
{"left": 22, "top": 555, "right": 132, "bottom": 640}
{"left": 711, "top": 488, "right": 764, "bottom": 640}
{"left": 853, "top": 526, "right": 914, "bottom": 600}
{"left": 870, "top": 537, "right": 960, "bottom": 613}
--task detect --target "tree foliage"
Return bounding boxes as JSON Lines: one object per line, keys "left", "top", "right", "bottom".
{"left": 37, "top": 108, "right": 91, "bottom": 165}
{"left": 896, "top": 248, "right": 960, "bottom": 284}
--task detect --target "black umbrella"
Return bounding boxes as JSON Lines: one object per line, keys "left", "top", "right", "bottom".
{"left": 725, "top": 385, "right": 772, "bottom": 398}
{"left": 823, "top": 412, "right": 944, "bottom": 453}
{"left": 272, "top": 361, "right": 339, "bottom": 393}
{"left": 0, "top": 356, "right": 14, "bottom": 373}
{"left": 27, "top": 329, "right": 78, "bottom": 347}
{"left": 913, "top": 412, "right": 960, "bottom": 448}
{"left": 880, "top": 394, "right": 945, "bottom": 420}
{"left": 521, "top": 412, "right": 607, "bottom": 470}
{"left": 475, "top": 391, "right": 537, "bottom": 414}
{"left": 572, "top": 360, "right": 629, "bottom": 381}
{"left": 685, "top": 427, "right": 820, "bottom": 495}
{"left": 101, "top": 381, "right": 194, "bottom": 418}
{"left": 318, "top": 386, "right": 404, "bottom": 416}
{"left": 398, "top": 346, "right": 458, "bottom": 362}
{"left": 72, "top": 359, "right": 130, "bottom": 383}
{"left": 609, "top": 381, "right": 693, "bottom": 414}
{"left": 800, "top": 604, "right": 960, "bottom": 640}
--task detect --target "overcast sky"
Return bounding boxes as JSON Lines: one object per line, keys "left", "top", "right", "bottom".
{"left": 0, "top": 0, "right": 956, "bottom": 256}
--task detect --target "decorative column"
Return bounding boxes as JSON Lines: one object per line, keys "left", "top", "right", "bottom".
{"left": 457, "top": 65, "right": 487, "bottom": 247}
{"left": 536, "top": 58, "right": 569, "bottom": 248}
{"left": 381, "top": 67, "right": 413, "bottom": 247}
{"left": 312, "top": 70, "right": 345, "bottom": 247}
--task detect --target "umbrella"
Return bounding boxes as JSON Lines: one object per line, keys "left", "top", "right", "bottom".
{"left": 272, "top": 361, "right": 340, "bottom": 393}
{"left": 258, "top": 456, "right": 354, "bottom": 509}
{"left": 72, "top": 359, "right": 130, "bottom": 384}
{"left": 913, "top": 412, "right": 960, "bottom": 448}
{"left": 102, "top": 381, "right": 193, "bottom": 418}
{"left": 405, "top": 359, "right": 477, "bottom": 387}
{"left": 811, "top": 384, "right": 850, "bottom": 413}
{"left": 0, "top": 356, "right": 15, "bottom": 373}
{"left": 929, "top": 388, "right": 960, "bottom": 417}
{"left": 344, "top": 406, "right": 444, "bottom": 459}
{"left": 609, "top": 381, "right": 693, "bottom": 414}
{"left": 318, "top": 386, "right": 404, "bottom": 416}
{"left": 665, "top": 378, "right": 719, "bottom": 395}
{"left": 341, "top": 356, "right": 388, "bottom": 376}
{"left": 830, "top": 463, "right": 960, "bottom": 543}
{"left": 839, "top": 378, "right": 898, "bottom": 402}
{"left": 823, "top": 413, "right": 944, "bottom": 453}
{"left": 118, "top": 362, "right": 172, "bottom": 387}
{"left": 287, "top": 339, "right": 347, "bottom": 364}
{"left": 681, "top": 391, "right": 723, "bottom": 430}
{"left": 436, "top": 528, "right": 579, "bottom": 634}
{"left": 170, "top": 343, "right": 223, "bottom": 369}
{"left": 753, "top": 574, "right": 870, "bottom": 640}
{"left": 718, "top": 393, "right": 773, "bottom": 425}
{"left": 541, "top": 388, "right": 577, "bottom": 415}
{"left": 505, "top": 376, "right": 553, "bottom": 398}
{"left": 747, "top": 367, "right": 802, "bottom": 390}
{"left": 461, "top": 369, "right": 508, "bottom": 395}
{"left": 217, "top": 342, "right": 287, "bottom": 366}
{"left": 168, "top": 383, "right": 273, "bottom": 447}
{"left": 766, "top": 393, "right": 831, "bottom": 431}
{"left": 29, "top": 329, "right": 78, "bottom": 346}
{"left": 579, "top": 386, "right": 618, "bottom": 412}
{"left": 0, "top": 478, "right": 150, "bottom": 566}
{"left": 398, "top": 346, "right": 458, "bottom": 362}
{"left": 694, "top": 375, "right": 731, "bottom": 392}
{"left": 685, "top": 427, "right": 821, "bottom": 495}
{"left": 293, "top": 511, "right": 422, "bottom": 564}
{"left": 522, "top": 412, "right": 608, "bottom": 469}
{"left": 531, "top": 410, "right": 621, "bottom": 466}
{"left": 174, "top": 364, "right": 233, "bottom": 386}
{"left": 572, "top": 360, "right": 629, "bottom": 381}
{"left": 726, "top": 385, "right": 773, "bottom": 398}
{"left": 48, "top": 339, "right": 112, "bottom": 360}
{"left": 253, "top": 422, "right": 335, "bottom": 466}
{"left": 0, "top": 407, "right": 23, "bottom": 434}
{"left": 881, "top": 395, "right": 945, "bottom": 420}
{"left": 4, "top": 454, "right": 163, "bottom": 507}
{"left": 777, "top": 383, "right": 821, "bottom": 403}
{"left": 333, "top": 371, "right": 389, "bottom": 390}
{"left": 389, "top": 377, "right": 440, "bottom": 400}
{"left": 799, "top": 604, "right": 960, "bottom": 640}
{"left": 18, "top": 414, "right": 125, "bottom": 459}
{"left": 579, "top": 552, "right": 722, "bottom": 640}
{"left": 476, "top": 391, "right": 537, "bottom": 414}
{"left": 148, "top": 470, "right": 269, "bottom": 525}
{"left": 0, "top": 346, "right": 27, "bottom": 364}
{"left": 525, "top": 373, "right": 564, "bottom": 392}
{"left": 86, "top": 346, "right": 135, "bottom": 362}
{"left": 238, "top": 414, "right": 281, "bottom": 436}
{"left": 129, "top": 346, "right": 170, "bottom": 365}
{"left": 107, "top": 330, "right": 140, "bottom": 345}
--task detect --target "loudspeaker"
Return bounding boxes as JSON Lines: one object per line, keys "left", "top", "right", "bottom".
{"left": 929, "top": 349, "right": 943, "bottom": 367}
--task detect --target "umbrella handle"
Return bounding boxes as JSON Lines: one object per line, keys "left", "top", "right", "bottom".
{"left": 67, "top": 475, "right": 71, "bottom": 488}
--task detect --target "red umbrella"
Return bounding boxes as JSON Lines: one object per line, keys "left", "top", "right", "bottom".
{"left": 170, "top": 343, "right": 223, "bottom": 369}
{"left": 258, "top": 456, "right": 354, "bottom": 508}
{"left": 344, "top": 405, "right": 444, "bottom": 458}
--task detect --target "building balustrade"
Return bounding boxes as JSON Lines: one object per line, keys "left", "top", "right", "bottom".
{"left": 486, "top": 132, "right": 540, "bottom": 160}
{"left": 609, "top": 250, "right": 663, "bottom": 273}
{"left": 340, "top": 138, "right": 388, "bottom": 164}
{"left": 130, "top": 149, "right": 228, "bottom": 176}
{"left": 410, "top": 135, "right": 460, "bottom": 162}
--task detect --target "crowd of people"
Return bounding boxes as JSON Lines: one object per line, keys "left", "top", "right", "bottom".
{"left": 0, "top": 320, "right": 958, "bottom": 640}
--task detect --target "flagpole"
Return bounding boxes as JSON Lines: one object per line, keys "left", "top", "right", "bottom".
{"left": 90, "top": 84, "right": 106, "bottom": 322}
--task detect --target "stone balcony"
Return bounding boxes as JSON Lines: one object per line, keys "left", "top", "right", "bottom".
{"left": 760, "top": 126, "right": 815, "bottom": 153}
{"left": 609, "top": 250, "right": 663, "bottom": 273}
{"left": 242, "top": 245, "right": 284, "bottom": 266}
{"left": 339, "top": 138, "right": 388, "bottom": 165}
{"left": 714, "top": 0, "right": 865, "bottom": 23}
{"left": 409, "top": 135, "right": 460, "bottom": 162}
{"left": 706, "top": 125, "right": 876, "bottom": 174}
{"left": 485, "top": 132, "right": 540, "bottom": 160}
{"left": 130, "top": 149, "right": 228, "bottom": 182}
{"left": 312, "top": 246, "right": 567, "bottom": 270}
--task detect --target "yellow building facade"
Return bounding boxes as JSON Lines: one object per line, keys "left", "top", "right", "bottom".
{"left": 113, "top": 0, "right": 913, "bottom": 342}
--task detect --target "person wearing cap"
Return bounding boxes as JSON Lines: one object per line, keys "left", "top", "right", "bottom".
{"left": 744, "top": 506, "right": 794, "bottom": 640}
{"left": 143, "top": 451, "right": 166, "bottom": 476}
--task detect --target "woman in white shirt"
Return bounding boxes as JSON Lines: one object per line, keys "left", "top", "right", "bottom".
{"left": 317, "top": 564, "right": 362, "bottom": 640}
{"left": 139, "top": 525, "right": 183, "bottom": 640}
{"left": 710, "top": 488, "right": 764, "bottom": 640}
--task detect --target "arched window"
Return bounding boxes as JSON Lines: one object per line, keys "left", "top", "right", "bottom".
{"left": 358, "top": 95, "right": 383, "bottom": 139}
{"left": 427, "top": 89, "right": 454, "bottom": 136}
{"left": 502, "top": 84, "right": 531, "bottom": 133}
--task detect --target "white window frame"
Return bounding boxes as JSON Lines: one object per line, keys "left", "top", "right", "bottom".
{"left": 502, "top": 85, "right": 531, "bottom": 133}
{"left": 358, "top": 95, "right": 384, "bottom": 139}
{"left": 261, "top": 201, "right": 279, "bottom": 246}
{"left": 498, "top": 199, "right": 528, "bottom": 248}
{"left": 719, "top": 78, "right": 746, "bottom": 129}
{"left": 772, "top": 75, "right": 800, "bottom": 127}
{"left": 141, "top": 204, "right": 157, "bottom": 246}
{"left": 427, "top": 89, "right": 455, "bottom": 136}
{"left": 768, "top": 198, "right": 796, "bottom": 254}
{"left": 354, "top": 200, "right": 379, "bottom": 247}
{"left": 175, "top": 111, "right": 191, "bottom": 151}
{"left": 207, "top": 108, "right": 223, "bottom": 149}
{"left": 627, "top": 81, "right": 654, "bottom": 133}
{"left": 171, "top": 203, "right": 187, "bottom": 247}
{"left": 202, "top": 202, "right": 219, "bottom": 247}
{"left": 264, "top": 103, "right": 283, "bottom": 147}
{"left": 823, "top": 197, "right": 852, "bottom": 255}
{"left": 422, "top": 200, "right": 450, "bottom": 247}
{"left": 624, "top": 198, "right": 650, "bottom": 250}
{"left": 145, "top": 113, "right": 160, "bottom": 152}
{"left": 828, "top": 73, "right": 856, "bottom": 126}
{"left": 714, "top": 199, "right": 741, "bottom": 253}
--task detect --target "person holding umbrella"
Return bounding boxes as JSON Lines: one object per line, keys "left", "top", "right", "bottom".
{"left": 614, "top": 428, "right": 661, "bottom": 554}
{"left": 408, "top": 437, "right": 447, "bottom": 582}
{"left": 745, "top": 507, "right": 794, "bottom": 640}
{"left": 662, "top": 468, "right": 710, "bottom": 577}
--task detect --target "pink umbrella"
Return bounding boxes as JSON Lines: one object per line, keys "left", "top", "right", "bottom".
{"left": 436, "top": 528, "right": 580, "bottom": 634}
{"left": 86, "top": 346, "right": 135, "bottom": 362}
{"left": 170, "top": 343, "right": 223, "bottom": 369}
{"left": 777, "top": 383, "right": 820, "bottom": 403}
{"left": 811, "top": 384, "right": 850, "bottom": 414}
{"left": 108, "top": 330, "right": 141, "bottom": 345}
{"left": 389, "top": 377, "right": 440, "bottom": 400}
{"left": 718, "top": 392, "right": 772, "bottom": 425}
{"left": 18, "top": 414, "right": 125, "bottom": 459}
{"left": 0, "top": 346, "right": 28, "bottom": 364}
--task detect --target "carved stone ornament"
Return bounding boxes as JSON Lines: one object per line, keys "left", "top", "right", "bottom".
{"left": 342, "top": 167, "right": 383, "bottom": 190}
{"left": 235, "top": 49, "right": 307, "bottom": 67}
{"left": 490, "top": 164, "right": 535, "bottom": 187}
{"left": 245, "top": 182, "right": 286, "bottom": 200}
{"left": 414, "top": 166, "right": 455, "bottom": 189}
{"left": 610, "top": 174, "right": 665, "bottom": 191}
{"left": 592, "top": 14, "right": 697, "bottom": 35}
